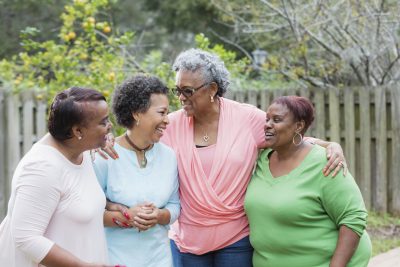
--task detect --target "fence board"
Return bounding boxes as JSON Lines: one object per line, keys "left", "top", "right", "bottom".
{"left": 374, "top": 87, "right": 387, "bottom": 212}
{"left": 328, "top": 88, "right": 340, "bottom": 142}
{"left": 390, "top": 87, "right": 400, "bottom": 214}
{"left": 22, "top": 91, "right": 34, "bottom": 154}
{"left": 0, "top": 90, "right": 5, "bottom": 219}
{"left": 235, "top": 90, "right": 245, "bottom": 103}
{"left": 260, "top": 90, "right": 269, "bottom": 111}
{"left": 5, "top": 93, "right": 21, "bottom": 202}
{"left": 359, "top": 88, "right": 371, "bottom": 209}
{"left": 344, "top": 88, "right": 356, "bottom": 175}
{"left": 314, "top": 89, "right": 325, "bottom": 140}
{"left": 247, "top": 90, "right": 258, "bottom": 107}
{"left": 36, "top": 100, "right": 47, "bottom": 138}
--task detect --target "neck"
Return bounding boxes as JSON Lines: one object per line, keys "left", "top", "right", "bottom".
{"left": 273, "top": 142, "right": 305, "bottom": 161}
{"left": 125, "top": 129, "right": 152, "bottom": 151}
{"left": 194, "top": 98, "right": 220, "bottom": 125}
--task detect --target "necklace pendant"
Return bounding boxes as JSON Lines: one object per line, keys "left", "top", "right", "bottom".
{"left": 140, "top": 156, "right": 147, "bottom": 168}
{"left": 203, "top": 134, "right": 210, "bottom": 142}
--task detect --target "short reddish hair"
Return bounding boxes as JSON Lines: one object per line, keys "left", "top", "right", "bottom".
{"left": 271, "top": 96, "right": 315, "bottom": 134}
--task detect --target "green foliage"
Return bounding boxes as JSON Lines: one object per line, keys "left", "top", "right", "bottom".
{"left": 0, "top": 0, "right": 135, "bottom": 102}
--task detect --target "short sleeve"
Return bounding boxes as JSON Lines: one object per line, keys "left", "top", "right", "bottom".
{"left": 248, "top": 106, "right": 267, "bottom": 148}
{"left": 92, "top": 156, "right": 109, "bottom": 193}
{"left": 320, "top": 172, "right": 368, "bottom": 236}
{"left": 11, "top": 161, "right": 61, "bottom": 263}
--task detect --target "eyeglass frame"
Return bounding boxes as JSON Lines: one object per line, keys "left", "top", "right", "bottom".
{"left": 173, "top": 82, "right": 213, "bottom": 98}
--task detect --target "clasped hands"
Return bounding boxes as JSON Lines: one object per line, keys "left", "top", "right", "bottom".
{"left": 107, "top": 201, "right": 159, "bottom": 232}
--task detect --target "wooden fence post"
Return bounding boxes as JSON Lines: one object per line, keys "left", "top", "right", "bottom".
{"left": 0, "top": 89, "right": 6, "bottom": 219}
{"left": 314, "top": 89, "right": 326, "bottom": 140}
{"left": 5, "top": 92, "right": 21, "bottom": 202}
{"left": 390, "top": 86, "right": 400, "bottom": 214}
{"left": 374, "top": 86, "right": 387, "bottom": 212}
{"left": 359, "top": 88, "right": 371, "bottom": 209}
{"left": 344, "top": 87, "right": 356, "bottom": 176}
{"left": 328, "top": 88, "right": 340, "bottom": 142}
{"left": 22, "top": 91, "right": 34, "bottom": 154}
{"left": 36, "top": 99, "right": 47, "bottom": 139}
{"left": 260, "top": 89, "right": 271, "bottom": 112}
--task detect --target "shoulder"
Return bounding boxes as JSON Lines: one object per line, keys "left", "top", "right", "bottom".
{"left": 167, "top": 109, "right": 185, "bottom": 123}
{"left": 308, "top": 145, "right": 328, "bottom": 165}
{"left": 14, "top": 144, "right": 65, "bottom": 188}
{"left": 221, "top": 98, "right": 265, "bottom": 119}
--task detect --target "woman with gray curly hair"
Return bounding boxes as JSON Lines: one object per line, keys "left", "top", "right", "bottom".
{"left": 102, "top": 49, "right": 347, "bottom": 267}
{"left": 162, "top": 48, "right": 347, "bottom": 267}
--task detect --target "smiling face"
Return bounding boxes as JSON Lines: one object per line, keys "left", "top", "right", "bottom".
{"left": 264, "top": 103, "right": 302, "bottom": 150}
{"left": 136, "top": 93, "right": 169, "bottom": 145}
{"left": 79, "top": 100, "right": 112, "bottom": 149}
{"left": 175, "top": 69, "right": 214, "bottom": 117}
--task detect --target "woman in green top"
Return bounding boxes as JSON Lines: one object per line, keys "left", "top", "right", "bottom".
{"left": 244, "top": 96, "right": 371, "bottom": 267}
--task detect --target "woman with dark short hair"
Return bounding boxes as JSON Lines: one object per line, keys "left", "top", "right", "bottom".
{"left": 245, "top": 96, "right": 371, "bottom": 267}
{"left": 0, "top": 87, "right": 120, "bottom": 267}
{"left": 93, "top": 75, "right": 180, "bottom": 267}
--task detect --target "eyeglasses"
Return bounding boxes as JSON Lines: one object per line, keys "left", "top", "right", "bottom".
{"left": 173, "top": 82, "right": 211, "bottom": 98}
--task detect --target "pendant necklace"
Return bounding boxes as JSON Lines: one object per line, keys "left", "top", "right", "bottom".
{"left": 124, "top": 133, "right": 152, "bottom": 168}
{"left": 202, "top": 128, "right": 210, "bottom": 142}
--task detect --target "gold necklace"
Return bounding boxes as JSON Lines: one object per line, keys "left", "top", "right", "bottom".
{"left": 124, "top": 133, "right": 152, "bottom": 168}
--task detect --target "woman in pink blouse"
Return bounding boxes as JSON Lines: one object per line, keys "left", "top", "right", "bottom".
{"left": 103, "top": 49, "right": 346, "bottom": 267}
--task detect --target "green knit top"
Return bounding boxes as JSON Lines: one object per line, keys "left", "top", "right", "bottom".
{"left": 244, "top": 145, "right": 371, "bottom": 267}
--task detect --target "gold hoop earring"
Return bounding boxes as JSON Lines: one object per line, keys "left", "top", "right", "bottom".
{"left": 292, "top": 132, "right": 303, "bottom": 146}
{"left": 210, "top": 95, "right": 214, "bottom": 103}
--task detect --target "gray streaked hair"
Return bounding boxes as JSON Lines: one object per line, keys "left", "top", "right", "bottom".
{"left": 172, "top": 48, "right": 230, "bottom": 97}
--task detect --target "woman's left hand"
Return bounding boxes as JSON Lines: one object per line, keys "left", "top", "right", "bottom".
{"left": 134, "top": 206, "right": 159, "bottom": 231}
{"left": 323, "top": 142, "right": 348, "bottom": 177}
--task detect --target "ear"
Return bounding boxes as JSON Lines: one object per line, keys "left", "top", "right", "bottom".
{"left": 132, "top": 112, "right": 140, "bottom": 122}
{"left": 295, "top": 120, "right": 306, "bottom": 133}
{"left": 71, "top": 125, "right": 83, "bottom": 140}
{"left": 209, "top": 82, "right": 218, "bottom": 97}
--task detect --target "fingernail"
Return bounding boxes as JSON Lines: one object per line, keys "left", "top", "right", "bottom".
{"left": 123, "top": 212, "right": 131, "bottom": 220}
{"left": 122, "top": 222, "right": 130, "bottom": 227}
{"left": 112, "top": 218, "right": 119, "bottom": 226}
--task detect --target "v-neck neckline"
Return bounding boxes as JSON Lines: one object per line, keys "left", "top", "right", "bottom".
{"left": 265, "top": 145, "right": 316, "bottom": 182}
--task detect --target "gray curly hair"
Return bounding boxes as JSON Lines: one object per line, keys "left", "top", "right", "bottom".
{"left": 172, "top": 48, "right": 230, "bottom": 97}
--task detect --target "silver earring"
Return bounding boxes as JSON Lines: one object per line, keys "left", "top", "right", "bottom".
{"left": 136, "top": 119, "right": 140, "bottom": 126}
{"left": 292, "top": 132, "right": 303, "bottom": 146}
{"left": 210, "top": 95, "right": 214, "bottom": 103}
{"left": 78, "top": 136, "right": 82, "bottom": 140}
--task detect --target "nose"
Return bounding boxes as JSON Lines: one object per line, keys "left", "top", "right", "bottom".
{"left": 179, "top": 93, "right": 187, "bottom": 102}
{"left": 163, "top": 115, "right": 170, "bottom": 125}
{"left": 264, "top": 120, "right": 272, "bottom": 130}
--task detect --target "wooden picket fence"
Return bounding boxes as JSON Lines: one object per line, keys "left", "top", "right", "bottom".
{"left": 0, "top": 86, "right": 399, "bottom": 220}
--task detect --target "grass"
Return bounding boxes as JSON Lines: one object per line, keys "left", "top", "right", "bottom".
{"left": 367, "top": 211, "right": 400, "bottom": 256}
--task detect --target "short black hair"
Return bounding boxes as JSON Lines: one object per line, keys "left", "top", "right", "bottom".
{"left": 112, "top": 74, "right": 168, "bottom": 128}
{"left": 48, "top": 87, "right": 106, "bottom": 141}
